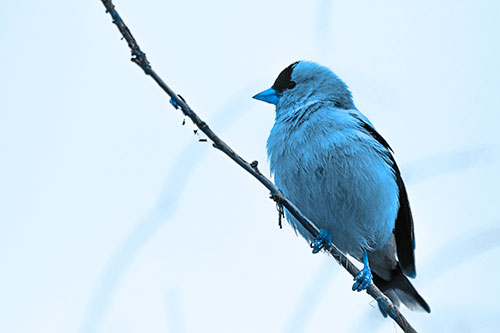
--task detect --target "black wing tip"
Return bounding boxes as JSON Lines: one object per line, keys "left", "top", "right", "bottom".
{"left": 423, "top": 302, "right": 431, "bottom": 313}
{"left": 402, "top": 264, "right": 416, "bottom": 279}
{"left": 415, "top": 292, "right": 431, "bottom": 313}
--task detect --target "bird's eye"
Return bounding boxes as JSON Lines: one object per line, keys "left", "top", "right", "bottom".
{"left": 288, "top": 81, "right": 296, "bottom": 89}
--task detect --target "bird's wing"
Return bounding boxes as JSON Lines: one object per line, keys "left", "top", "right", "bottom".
{"left": 351, "top": 113, "right": 416, "bottom": 278}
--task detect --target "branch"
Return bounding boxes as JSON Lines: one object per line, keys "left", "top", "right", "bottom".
{"left": 99, "top": 1, "right": 418, "bottom": 332}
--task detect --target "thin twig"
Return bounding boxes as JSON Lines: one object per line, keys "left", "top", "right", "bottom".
{"left": 99, "top": 1, "right": 418, "bottom": 332}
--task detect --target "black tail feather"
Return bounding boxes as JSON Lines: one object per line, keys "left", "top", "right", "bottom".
{"left": 372, "top": 265, "right": 430, "bottom": 314}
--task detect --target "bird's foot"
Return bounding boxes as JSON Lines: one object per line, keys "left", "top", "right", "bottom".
{"left": 352, "top": 252, "right": 372, "bottom": 292}
{"left": 377, "top": 301, "right": 398, "bottom": 318}
{"left": 377, "top": 303, "right": 388, "bottom": 318}
{"left": 311, "top": 229, "right": 332, "bottom": 254}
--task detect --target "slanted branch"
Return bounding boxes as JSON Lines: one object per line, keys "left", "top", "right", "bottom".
{"left": 99, "top": 1, "right": 418, "bottom": 332}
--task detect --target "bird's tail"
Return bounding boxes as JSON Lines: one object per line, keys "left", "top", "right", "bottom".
{"left": 372, "top": 266, "right": 431, "bottom": 315}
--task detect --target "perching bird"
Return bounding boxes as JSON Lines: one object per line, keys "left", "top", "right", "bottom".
{"left": 253, "top": 61, "right": 430, "bottom": 314}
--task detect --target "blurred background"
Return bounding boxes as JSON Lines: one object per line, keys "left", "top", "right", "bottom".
{"left": 1, "top": 0, "right": 499, "bottom": 332}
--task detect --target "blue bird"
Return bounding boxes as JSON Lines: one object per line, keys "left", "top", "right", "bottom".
{"left": 253, "top": 61, "right": 430, "bottom": 314}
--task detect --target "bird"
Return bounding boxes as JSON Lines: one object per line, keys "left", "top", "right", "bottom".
{"left": 253, "top": 61, "right": 430, "bottom": 315}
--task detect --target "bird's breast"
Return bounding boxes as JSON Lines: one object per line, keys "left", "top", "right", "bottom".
{"left": 266, "top": 111, "right": 399, "bottom": 255}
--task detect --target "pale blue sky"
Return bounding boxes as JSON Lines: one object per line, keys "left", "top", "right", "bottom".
{"left": 1, "top": 1, "right": 499, "bottom": 332}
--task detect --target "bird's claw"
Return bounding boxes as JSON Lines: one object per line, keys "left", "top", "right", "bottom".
{"left": 311, "top": 229, "right": 332, "bottom": 254}
{"left": 352, "top": 265, "right": 372, "bottom": 292}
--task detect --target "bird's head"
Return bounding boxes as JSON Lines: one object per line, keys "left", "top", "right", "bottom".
{"left": 253, "top": 61, "right": 355, "bottom": 111}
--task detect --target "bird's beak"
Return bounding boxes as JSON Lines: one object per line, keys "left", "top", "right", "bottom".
{"left": 252, "top": 88, "right": 280, "bottom": 105}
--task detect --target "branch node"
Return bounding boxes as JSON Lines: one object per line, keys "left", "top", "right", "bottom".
{"left": 251, "top": 160, "right": 265, "bottom": 177}
{"left": 269, "top": 194, "right": 280, "bottom": 202}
